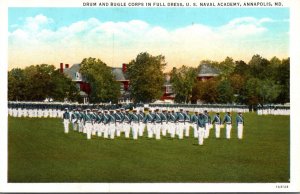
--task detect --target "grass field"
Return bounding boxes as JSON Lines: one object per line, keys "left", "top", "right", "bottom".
{"left": 8, "top": 113, "right": 290, "bottom": 183}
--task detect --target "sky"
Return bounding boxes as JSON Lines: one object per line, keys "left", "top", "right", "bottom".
{"left": 8, "top": 8, "right": 289, "bottom": 71}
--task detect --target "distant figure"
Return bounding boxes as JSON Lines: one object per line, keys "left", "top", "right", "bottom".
{"left": 212, "top": 112, "right": 222, "bottom": 138}
{"left": 223, "top": 112, "right": 232, "bottom": 139}
{"left": 177, "top": 109, "right": 185, "bottom": 139}
{"left": 131, "top": 109, "right": 139, "bottom": 140}
{"left": 236, "top": 112, "right": 244, "bottom": 139}
{"left": 197, "top": 112, "right": 205, "bottom": 145}
{"left": 62, "top": 108, "right": 70, "bottom": 134}
{"left": 191, "top": 111, "right": 199, "bottom": 138}
{"left": 85, "top": 109, "right": 93, "bottom": 139}
{"left": 204, "top": 110, "right": 211, "bottom": 139}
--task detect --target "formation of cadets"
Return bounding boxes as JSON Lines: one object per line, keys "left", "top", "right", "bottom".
{"left": 62, "top": 107, "right": 245, "bottom": 145}
{"left": 8, "top": 101, "right": 290, "bottom": 118}
{"left": 257, "top": 104, "right": 290, "bottom": 115}
{"left": 7, "top": 101, "right": 130, "bottom": 118}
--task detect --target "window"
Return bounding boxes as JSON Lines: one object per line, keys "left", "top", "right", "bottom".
{"left": 166, "top": 85, "right": 173, "bottom": 93}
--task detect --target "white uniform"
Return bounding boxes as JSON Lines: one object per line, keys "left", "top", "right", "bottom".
{"left": 198, "top": 126, "right": 205, "bottom": 145}
{"left": 131, "top": 113, "right": 139, "bottom": 140}
{"left": 146, "top": 112, "right": 154, "bottom": 138}
{"left": 63, "top": 110, "right": 70, "bottom": 134}
{"left": 236, "top": 114, "right": 244, "bottom": 139}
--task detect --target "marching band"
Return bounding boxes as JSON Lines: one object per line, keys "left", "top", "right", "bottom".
{"left": 60, "top": 107, "right": 246, "bottom": 145}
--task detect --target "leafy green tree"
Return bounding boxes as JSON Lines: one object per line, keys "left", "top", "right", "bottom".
{"left": 217, "top": 79, "right": 234, "bottom": 103}
{"left": 234, "top": 60, "right": 250, "bottom": 77}
{"left": 274, "top": 58, "right": 290, "bottom": 103}
{"left": 8, "top": 64, "right": 81, "bottom": 101}
{"left": 257, "top": 79, "right": 281, "bottom": 104}
{"left": 248, "top": 54, "right": 272, "bottom": 79}
{"left": 127, "top": 52, "right": 166, "bottom": 103}
{"left": 8, "top": 68, "right": 26, "bottom": 101}
{"left": 80, "top": 57, "right": 120, "bottom": 103}
{"left": 170, "top": 66, "right": 197, "bottom": 103}
{"left": 245, "top": 77, "right": 260, "bottom": 105}
{"left": 217, "top": 57, "right": 235, "bottom": 78}
{"left": 23, "top": 64, "right": 56, "bottom": 101}
{"left": 192, "top": 78, "right": 219, "bottom": 103}
{"left": 229, "top": 73, "right": 247, "bottom": 103}
{"left": 50, "top": 70, "right": 80, "bottom": 102}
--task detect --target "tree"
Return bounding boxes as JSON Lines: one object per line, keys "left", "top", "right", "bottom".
{"left": 170, "top": 66, "right": 197, "bottom": 103}
{"left": 234, "top": 60, "right": 250, "bottom": 77}
{"left": 217, "top": 79, "right": 234, "bottom": 103}
{"left": 217, "top": 57, "right": 235, "bottom": 78}
{"left": 50, "top": 70, "right": 80, "bottom": 102}
{"left": 229, "top": 73, "right": 247, "bottom": 103}
{"left": 127, "top": 52, "right": 166, "bottom": 103}
{"left": 8, "top": 68, "right": 26, "bottom": 101}
{"left": 248, "top": 54, "right": 272, "bottom": 79}
{"left": 80, "top": 57, "right": 120, "bottom": 103}
{"left": 23, "top": 64, "right": 56, "bottom": 101}
{"left": 257, "top": 79, "right": 281, "bottom": 104}
{"left": 192, "top": 78, "right": 219, "bottom": 103}
{"left": 244, "top": 78, "right": 260, "bottom": 105}
{"left": 274, "top": 58, "right": 290, "bottom": 103}
{"left": 8, "top": 64, "right": 81, "bottom": 101}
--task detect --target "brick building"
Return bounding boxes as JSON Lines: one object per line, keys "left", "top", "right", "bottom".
{"left": 61, "top": 62, "right": 219, "bottom": 103}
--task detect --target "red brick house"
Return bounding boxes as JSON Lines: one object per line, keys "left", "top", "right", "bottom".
{"left": 61, "top": 63, "right": 130, "bottom": 103}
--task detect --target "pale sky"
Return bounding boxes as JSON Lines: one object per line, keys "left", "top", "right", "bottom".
{"left": 8, "top": 8, "right": 289, "bottom": 71}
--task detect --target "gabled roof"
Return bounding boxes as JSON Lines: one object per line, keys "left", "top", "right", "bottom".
{"left": 63, "top": 63, "right": 87, "bottom": 82}
{"left": 112, "top": 67, "right": 128, "bottom": 81}
{"left": 198, "top": 64, "right": 219, "bottom": 77}
{"left": 64, "top": 63, "right": 129, "bottom": 82}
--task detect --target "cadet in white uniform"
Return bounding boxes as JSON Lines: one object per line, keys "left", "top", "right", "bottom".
{"left": 177, "top": 109, "right": 185, "bottom": 139}
{"left": 154, "top": 109, "right": 162, "bottom": 140}
{"left": 223, "top": 112, "right": 232, "bottom": 139}
{"left": 123, "top": 110, "right": 132, "bottom": 138}
{"left": 109, "top": 110, "right": 116, "bottom": 139}
{"left": 236, "top": 112, "right": 244, "bottom": 139}
{"left": 62, "top": 108, "right": 70, "bottom": 133}
{"left": 145, "top": 109, "right": 154, "bottom": 138}
{"left": 184, "top": 110, "right": 191, "bottom": 137}
{"left": 191, "top": 111, "right": 198, "bottom": 138}
{"left": 138, "top": 109, "right": 145, "bottom": 137}
{"left": 131, "top": 109, "right": 139, "bottom": 140}
{"left": 102, "top": 110, "right": 110, "bottom": 139}
{"left": 85, "top": 109, "right": 93, "bottom": 140}
{"left": 169, "top": 110, "right": 178, "bottom": 138}
{"left": 197, "top": 112, "right": 205, "bottom": 145}
{"left": 161, "top": 110, "right": 168, "bottom": 136}
{"left": 204, "top": 110, "right": 212, "bottom": 139}
{"left": 115, "top": 109, "right": 122, "bottom": 137}
{"left": 212, "top": 112, "right": 222, "bottom": 138}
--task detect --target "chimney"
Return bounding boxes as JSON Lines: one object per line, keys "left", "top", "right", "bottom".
{"left": 122, "top": 63, "right": 127, "bottom": 73}
{"left": 60, "top": 63, "right": 64, "bottom": 73}
{"left": 65, "top": 64, "right": 69, "bottom": 69}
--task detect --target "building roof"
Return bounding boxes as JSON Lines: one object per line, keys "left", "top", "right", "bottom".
{"left": 64, "top": 64, "right": 129, "bottom": 82}
{"left": 63, "top": 63, "right": 87, "bottom": 82}
{"left": 112, "top": 67, "right": 128, "bottom": 81}
{"left": 198, "top": 64, "right": 219, "bottom": 77}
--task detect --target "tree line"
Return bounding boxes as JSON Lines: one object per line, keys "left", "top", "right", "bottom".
{"left": 171, "top": 55, "right": 289, "bottom": 105}
{"left": 8, "top": 64, "right": 80, "bottom": 102}
{"left": 8, "top": 53, "right": 289, "bottom": 106}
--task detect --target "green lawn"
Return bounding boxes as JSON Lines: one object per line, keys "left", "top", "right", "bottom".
{"left": 8, "top": 113, "right": 290, "bottom": 183}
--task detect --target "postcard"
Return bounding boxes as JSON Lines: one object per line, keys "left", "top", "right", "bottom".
{"left": 0, "top": 0, "right": 299, "bottom": 192}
